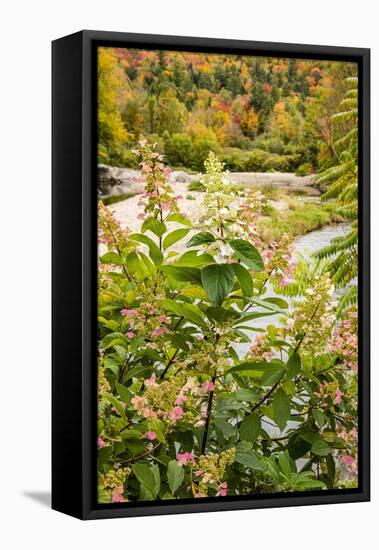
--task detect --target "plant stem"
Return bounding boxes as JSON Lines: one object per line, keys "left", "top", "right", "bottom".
{"left": 251, "top": 374, "right": 284, "bottom": 412}
{"left": 160, "top": 348, "right": 179, "bottom": 380}
{"left": 200, "top": 371, "right": 217, "bottom": 455}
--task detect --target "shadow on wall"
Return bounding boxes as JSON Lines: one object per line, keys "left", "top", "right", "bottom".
{"left": 22, "top": 491, "right": 51, "bottom": 508}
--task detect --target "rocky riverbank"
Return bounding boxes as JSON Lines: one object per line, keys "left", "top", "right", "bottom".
{"left": 98, "top": 164, "right": 319, "bottom": 199}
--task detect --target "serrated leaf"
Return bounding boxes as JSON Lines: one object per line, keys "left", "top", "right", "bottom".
{"left": 273, "top": 389, "right": 291, "bottom": 431}
{"left": 166, "top": 212, "right": 191, "bottom": 226}
{"left": 132, "top": 464, "right": 157, "bottom": 495}
{"left": 235, "top": 447, "right": 263, "bottom": 470}
{"left": 177, "top": 250, "right": 215, "bottom": 267}
{"left": 231, "top": 263, "right": 254, "bottom": 296}
{"left": 161, "top": 265, "right": 202, "bottom": 284}
{"left": 229, "top": 239, "right": 264, "bottom": 271}
{"left": 141, "top": 216, "right": 166, "bottom": 237}
{"left": 129, "top": 233, "right": 163, "bottom": 265}
{"left": 162, "top": 299, "right": 206, "bottom": 327}
{"left": 167, "top": 460, "right": 184, "bottom": 494}
{"left": 186, "top": 231, "right": 216, "bottom": 247}
{"left": 163, "top": 228, "right": 191, "bottom": 250}
{"left": 201, "top": 264, "right": 235, "bottom": 305}
{"left": 240, "top": 413, "right": 261, "bottom": 443}
{"left": 287, "top": 352, "right": 301, "bottom": 379}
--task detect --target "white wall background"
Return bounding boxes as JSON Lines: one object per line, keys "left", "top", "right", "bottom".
{"left": 1, "top": 0, "right": 376, "bottom": 547}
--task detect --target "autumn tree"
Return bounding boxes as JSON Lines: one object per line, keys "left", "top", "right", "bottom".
{"left": 98, "top": 48, "right": 129, "bottom": 163}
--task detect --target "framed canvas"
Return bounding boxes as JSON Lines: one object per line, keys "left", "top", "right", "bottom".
{"left": 52, "top": 30, "right": 370, "bottom": 520}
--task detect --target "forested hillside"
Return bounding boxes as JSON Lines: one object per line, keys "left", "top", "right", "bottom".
{"left": 98, "top": 47, "right": 356, "bottom": 172}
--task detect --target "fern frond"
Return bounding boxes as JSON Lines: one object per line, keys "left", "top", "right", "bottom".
{"left": 336, "top": 286, "right": 358, "bottom": 318}
{"left": 336, "top": 203, "right": 358, "bottom": 219}
{"left": 331, "top": 109, "right": 358, "bottom": 123}
{"left": 339, "top": 98, "right": 358, "bottom": 110}
{"left": 345, "top": 76, "right": 358, "bottom": 88}
{"left": 344, "top": 89, "right": 358, "bottom": 99}
{"left": 339, "top": 182, "right": 358, "bottom": 202}
{"left": 317, "top": 159, "right": 355, "bottom": 185}
{"left": 334, "top": 127, "right": 358, "bottom": 149}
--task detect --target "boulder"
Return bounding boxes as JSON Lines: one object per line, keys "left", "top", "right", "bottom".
{"left": 170, "top": 170, "right": 192, "bottom": 183}
{"left": 97, "top": 165, "right": 143, "bottom": 197}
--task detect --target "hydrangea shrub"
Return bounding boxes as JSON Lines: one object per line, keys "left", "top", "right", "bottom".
{"left": 97, "top": 141, "right": 358, "bottom": 503}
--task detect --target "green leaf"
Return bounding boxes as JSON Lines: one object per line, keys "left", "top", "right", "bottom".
{"left": 229, "top": 239, "right": 264, "bottom": 271}
{"left": 177, "top": 250, "right": 215, "bottom": 267}
{"left": 239, "top": 413, "right": 261, "bottom": 443}
{"left": 235, "top": 388, "right": 257, "bottom": 402}
{"left": 141, "top": 216, "right": 166, "bottom": 237}
{"left": 286, "top": 352, "right": 301, "bottom": 379}
{"left": 101, "top": 393, "right": 126, "bottom": 420}
{"left": 289, "top": 437, "right": 312, "bottom": 460}
{"left": 311, "top": 436, "right": 331, "bottom": 457}
{"left": 162, "top": 299, "right": 206, "bottom": 328}
{"left": 129, "top": 233, "right": 163, "bottom": 265}
{"left": 264, "top": 297, "right": 288, "bottom": 309}
{"left": 273, "top": 389, "right": 291, "bottom": 431}
{"left": 166, "top": 212, "right": 191, "bottom": 226}
{"left": 231, "top": 263, "right": 254, "bottom": 296}
{"left": 150, "top": 464, "right": 161, "bottom": 497}
{"left": 247, "top": 297, "right": 286, "bottom": 313}
{"left": 167, "top": 460, "right": 184, "bottom": 494}
{"left": 125, "top": 251, "right": 149, "bottom": 280}
{"left": 115, "top": 382, "right": 132, "bottom": 405}
{"left": 215, "top": 418, "right": 237, "bottom": 439}
{"left": 147, "top": 419, "right": 166, "bottom": 443}
{"left": 228, "top": 360, "right": 284, "bottom": 376}
{"left": 278, "top": 452, "right": 293, "bottom": 479}
{"left": 261, "top": 368, "right": 285, "bottom": 386}
{"left": 186, "top": 231, "right": 216, "bottom": 248}
{"left": 201, "top": 264, "right": 235, "bottom": 305}
{"left": 132, "top": 464, "right": 157, "bottom": 495}
{"left": 163, "top": 228, "right": 191, "bottom": 250}
{"left": 312, "top": 409, "right": 326, "bottom": 429}
{"left": 161, "top": 265, "right": 202, "bottom": 284}
{"left": 297, "top": 479, "right": 326, "bottom": 490}
{"left": 100, "top": 251, "right": 121, "bottom": 265}
{"left": 235, "top": 444, "right": 263, "bottom": 470}
{"left": 206, "top": 306, "right": 240, "bottom": 323}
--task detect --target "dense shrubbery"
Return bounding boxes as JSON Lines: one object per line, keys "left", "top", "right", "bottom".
{"left": 97, "top": 143, "right": 358, "bottom": 503}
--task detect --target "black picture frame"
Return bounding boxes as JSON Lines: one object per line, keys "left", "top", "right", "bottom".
{"left": 52, "top": 30, "right": 370, "bottom": 520}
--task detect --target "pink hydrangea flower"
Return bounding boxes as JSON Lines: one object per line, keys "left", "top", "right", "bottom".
{"left": 144, "top": 373, "right": 158, "bottom": 388}
{"left": 112, "top": 486, "right": 127, "bottom": 503}
{"left": 169, "top": 406, "right": 184, "bottom": 422}
{"left": 145, "top": 431, "right": 157, "bottom": 441}
{"left": 175, "top": 395, "right": 187, "bottom": 406}
{"left": 333, "top": 388, "right": 344, "bottom": 405}
{"left": 121, "top": 309, "right": 136, "bottom": 316}
{"left": 152, "top": 327, "right": 169, "bottom": 337}
{"left": 216, "top": 481, "right": 228, "bottom": 497}
{"left": 202, "top": 381, "right": 215, "bottom": 393}
{"left": 341, "top": 454, "right": 354, "bottom": 466}
{"left": 131, "top": 395, "right": 146, "bottom": 413}
{"left": 158, "top": 315, "right": 170, "bottom": 324}
{"left": 176, "top": 452, "right": 195, "bottom": 466}
{"left": 278, "top": 277, "right": 288, "bottom": 287}
{"left": 142, "top": 407, "right": 158, "bottom": 419}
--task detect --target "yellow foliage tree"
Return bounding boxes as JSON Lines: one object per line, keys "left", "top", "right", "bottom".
{"left": 98, "top": 48, "right": 129, "bottom": 163}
